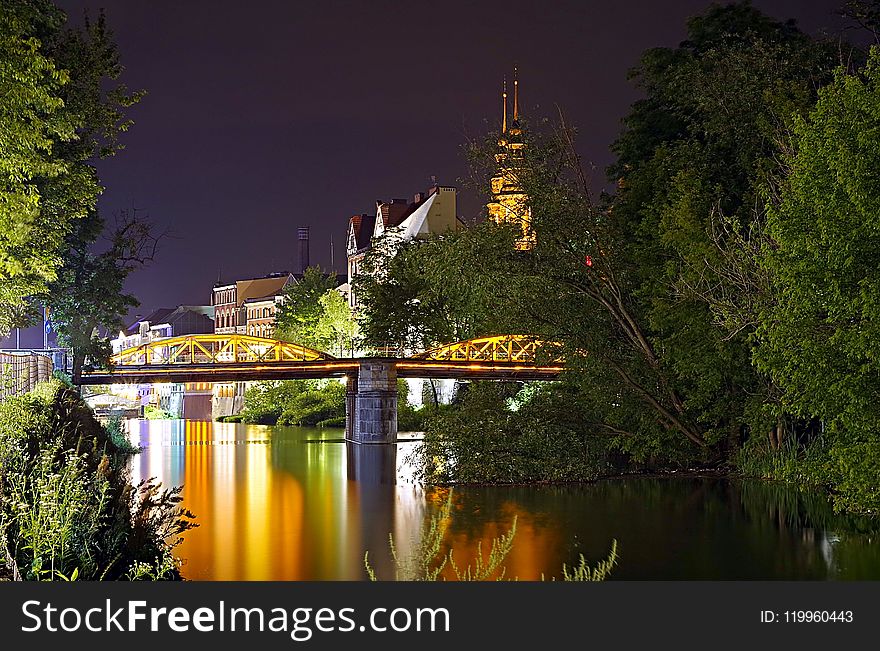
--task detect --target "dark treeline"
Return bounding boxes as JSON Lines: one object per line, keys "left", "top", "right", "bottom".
{"left": 356, "top": 2, "right": 880, "bottom": 513}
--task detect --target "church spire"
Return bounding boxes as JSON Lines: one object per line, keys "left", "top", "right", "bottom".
{"left": 513, "top": 66, "right": 519, "bottom": 122}
{"left": 488, "top": 66, "right": 534, "bottom": 251}
{"left": 502, "top": 76, "right": 508, "bottom": 133}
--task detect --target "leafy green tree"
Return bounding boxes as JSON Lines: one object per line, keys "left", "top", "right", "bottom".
{"left": 756, "top": 49, "right": 880, "bottom": 512}
{"left": 417, "top": 381, "right": 610, "bottom": 484}
{"left": 274, "top": 267, "right": 337, "bottom": 349}
{"left": 1, "top": 2, "right": 76, "bottom": 334}
{"left": 359, "top": 3, "right": 844, "bottom": 468}
{"left": 355, "top": 222, "right": 521, "bottom": 352}
{"left": 239, "top": 379, "right": 346, "bottom": 427}
{"left": 598, "top": 1, "right": 840, "bottom": 452}
{"left": 48, "top": 210, "right": 159, "bottom": 383}
{"left": 0, "top": 3, "right": 142, "bottom": 335}
{"left": 314, "top": 289, "right": 359, "bottom": 356}
{"left": 840, "top": 0, "right": 880, "bottom": 42}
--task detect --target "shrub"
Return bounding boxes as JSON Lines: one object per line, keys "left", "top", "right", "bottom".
{"left": 416, "top": 381, "right": 609, "bottom": 484}
{"left": 278, "top": 382, "right": 345, "bottom": 426}
{"left": 0, "top": 380, "right": 196, "bottom": 580}
{"left": 144, "top": 405, "right": 175, "bottom": 420}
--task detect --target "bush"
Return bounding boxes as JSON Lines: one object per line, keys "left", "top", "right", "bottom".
{"left": 240, "top": 381, "right": 306, "bottom": 424}
{"left": 315, "top": 416, "right": 346, "bottom": 428}
{"left": 278, "top": 381, "right": 345, "bottom": 426}
{"left": 104, "top": 416, "right": 141, "bottom": 453}
{"left": 0, "top": 380, "right": 196, "bottom": 580}
{"left": 397, "top": 380, "right": 426, "bottom": 432}
{"left": 735, "top": 429, "right": 880, "bottom": 514}
{"left": 415, "top": 381, "right": 610, "bottom": 484}
{"left": 240, "top": 380, "right": 347, "bottom": 426}
{"left": 144, "top": 405, "right": 174, "bottom": 420}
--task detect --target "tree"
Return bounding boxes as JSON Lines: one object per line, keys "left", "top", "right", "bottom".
{"left": 840, "top": 0, "right": 880, "bottom": 43}
{"left": 355, "top": 222, "right": 521, "bottom": 352}
{"left": 599, "top": 1, "right": 840, "bottom": 452}
{"left": 0, "top": 2, "right": 142, "bottom": 335}
{"left": 756, "top": 48, "right": 880, "bottom": 512}
{"left": 47, "top": 209, "right": 160, "bottom": 383}
{"left": 1, "top": 2, "right": 76, "bottom": 335}
{"left": 274, "top": 267, "right": 337, "bottom": 349}
{"left": 314, "top": 289, "right": 359, "bottom": 356}
{"left": 357, "top": 3, "right": 844, "bottom": 466}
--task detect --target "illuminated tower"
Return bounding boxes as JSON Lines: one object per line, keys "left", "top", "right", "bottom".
{"left": 487, "top": 67, "right": 534, "bottom": 250}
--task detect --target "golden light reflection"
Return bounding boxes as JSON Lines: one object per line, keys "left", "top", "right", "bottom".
{"left": 125, "top": 420, "right": 566, "bottom": 581}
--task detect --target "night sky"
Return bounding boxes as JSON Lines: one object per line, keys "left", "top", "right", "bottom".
{"left": 3, "top": 0, "right": 855, "bottom": 347}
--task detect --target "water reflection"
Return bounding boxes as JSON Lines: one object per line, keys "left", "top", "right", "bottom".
{"left": 126, "top": 420, "right": 880, "bottom": 580}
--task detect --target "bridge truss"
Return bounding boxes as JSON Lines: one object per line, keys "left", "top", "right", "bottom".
{"left": 413, "top": 335, "right": 563, "bottom": 364}
{"left": 111, "top": 334, "right": 333, "bottom": 366}
{"left": 84, "top": 333, "right": 563, "bottom": 384}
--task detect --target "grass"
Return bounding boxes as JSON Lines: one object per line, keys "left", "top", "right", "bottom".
{"left": 364, "top": 490, "right": 617, "bottom": 581}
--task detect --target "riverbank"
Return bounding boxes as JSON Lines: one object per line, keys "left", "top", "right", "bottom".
{"left": 0, "top": 379, "right": 196, "bottom": 581}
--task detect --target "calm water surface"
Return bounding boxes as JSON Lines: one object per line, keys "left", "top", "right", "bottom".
{"left": 125, "top": 419, "right": 880, "bottom": 580}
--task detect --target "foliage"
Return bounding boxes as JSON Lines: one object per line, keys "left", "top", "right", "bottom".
{"left": 754, "top": 49, "right": 880, "bottom": 512}
{"left": 397, "top": 380, "right": 426, "bottom": 432}
{"left": 239, "top": 380, "right": 297, "bottom": 424}
{"left": 274, "top": 267, "right": 337, "bottom": 349}
{"left": 0, "top": 1, "right": 76, "bottom": 334}
{"left": 840, "top": 0, "right": 880, "bottom": 42}
{"left": 239, "top": 379, "right": 346, "bottom": 427}
{"left": 314, "top": 289, "right": 359, "bottom": 356}
{"left": 0, "top": 2, "right": 143, "bottom": 337}
{"left": 51, "top": 369, "right": 73, "bottom": 387}
{"left": 560, "top": 539, "right": 618, "bottom": 582}
{"left": 0, "top": 380, "right": 196, "bottom": 580}
{"left": 587, "top": 2, "right": 838, "bottom": 453}
{"left": 144, "top": 404, "right": 174, "bottom": 421}
{"left": 365, "top": 491, "right": 518, "bottom": 581}
{"left": 356, "top": 3, "right": 856, "bottom": 488}
{"left": 104, "top": 415, "right": 141, "bottom": 452}
{"left": 239, "top": 378, "right": 425, "bottom": 429}
{"left": 355, "top": 222, "right": 520, "bottom": 352}
{"left": 277, "top": 381, "right": 345, "bottom": 427}
{"left": 48, "top": 209, "right": 159, "bottom": 384}
{"left": 416, "top": 381, "right": 611, "bottom": 484}
{"left": 365, "top": 491, "right": 454, "bottom": 581}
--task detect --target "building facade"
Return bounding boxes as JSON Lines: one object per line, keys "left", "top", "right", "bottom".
{"left": 345, "top": 183, "right": 464, "bottom": 309}
{"left": 111, "top": 305, "right": 215, "bottom": 354}
{"left": 211, "top": 273, "right": 294, "bottom": 336}
{"left": 245, "top": 296, "right": 283, "bottom": 338}
{"left": 212, "top": 284, "right": 238, "bottom": 334}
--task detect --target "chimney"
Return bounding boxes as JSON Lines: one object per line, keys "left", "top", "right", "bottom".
{"left": 298, "top": 227, "right": 310, "bottom": 273}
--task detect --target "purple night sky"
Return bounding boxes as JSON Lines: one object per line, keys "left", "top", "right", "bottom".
{"left": 3, "top": 0, "right": 855, "bottom": 347}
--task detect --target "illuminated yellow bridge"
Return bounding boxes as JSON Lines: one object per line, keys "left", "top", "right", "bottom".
{"left": 82, "top": 334, "right": 564, "bottom": 443}
{"left": 83, "top": 333, "right": 564, "bottom": 384}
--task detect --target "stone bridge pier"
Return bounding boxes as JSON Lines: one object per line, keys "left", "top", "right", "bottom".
{"left": 345, "top": 360, "right": 398, "bottom": 444}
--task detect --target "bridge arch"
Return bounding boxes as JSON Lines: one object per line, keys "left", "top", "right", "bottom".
{"left": 411, "top": 335, "right": 563, "bottom": 364}
{"left": 111, "top": 334, "right": 333, "bottom": 366}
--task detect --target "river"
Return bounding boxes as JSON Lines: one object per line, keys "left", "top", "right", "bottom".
{"left": 125, "top": 419, "right": 880, "bottom": 580}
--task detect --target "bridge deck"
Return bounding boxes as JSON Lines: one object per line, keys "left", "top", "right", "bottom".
{"left": 80, "top": 357, "right": 562, "bottom": 384}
